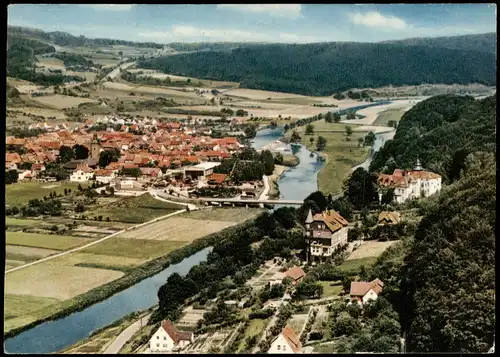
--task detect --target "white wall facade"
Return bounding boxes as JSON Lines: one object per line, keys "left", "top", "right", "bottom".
{"left": 70, "top": 170, "right": 94, "bottom": 182}
{"left": 268, "top": 334, "right": 294, "bottom": 354}
{"left": 149, "top": 327, "right": 175, "bottom": 353}
{"left": 362, "top": 289, "right": 379, "bottom": 304}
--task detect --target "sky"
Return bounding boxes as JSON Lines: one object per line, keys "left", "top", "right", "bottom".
{"left": 7, "top": 4, "right": 497, "bottom": 44}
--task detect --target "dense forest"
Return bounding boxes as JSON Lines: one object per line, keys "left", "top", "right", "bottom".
{"left": 7, "top": 26, "right": 163, "bottom": 48}
{"left": 369, "top": 95, "right": 496, "bottom": 183}
{"left": 383, "top": 32, "right": 496, "bottom": 54}
{"left": 138, "top": 42, "right": 496, "bottom": 95}
{"left": 401, "top": 151, "right": 495, "bottom": 352}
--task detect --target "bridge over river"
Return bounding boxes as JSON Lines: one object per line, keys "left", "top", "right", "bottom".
{"left": 199, "top": 197, "right": 304, "bottom": 206}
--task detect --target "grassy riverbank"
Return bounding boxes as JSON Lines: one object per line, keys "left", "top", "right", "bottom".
{"left": 4, "top": 214, "right": 260, "bottom": 339}
{"left": 286, "top": 124, "right": 369, "bottom": 195}
{"left": 268, "top": 165, "right": 289, "bottom": 199}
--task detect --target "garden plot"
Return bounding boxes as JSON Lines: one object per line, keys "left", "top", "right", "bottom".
{"left": 177, "top": 306, "right": 206, "bottom": 328}
{"left": 288, "top": 312, "right": 310, "bottom": 336}
{"left": 346, "top": 241, "right": 398, "bottom": 261}
{"left": 312, "top": 305, "right": 329, "bottom": 331}
{"left": 246, "top": 262, "right": 282, "bottom": 290}
{"left": 117, "top": 217, "right": 237, "bottom": 241}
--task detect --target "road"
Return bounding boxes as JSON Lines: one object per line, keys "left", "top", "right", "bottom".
{"left": 5, "top": 209, "right": 187, "bottom": 274}
{"left": 149, "top": 190, "right": 198, "bottom": 211}
{"left": 103, "top": 313, "right": 152, "bottom": 354}
{"left": 100, "top": 60, "right": 136, "bottom": 83}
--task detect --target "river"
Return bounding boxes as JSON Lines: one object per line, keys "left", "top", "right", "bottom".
{"left": 4, "top": 248, "right": 212, "bottom": 354}
{"left": 251, "top": 101, "right": 395, "bottom": 202}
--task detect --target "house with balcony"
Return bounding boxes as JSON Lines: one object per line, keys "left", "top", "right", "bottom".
{"left": 305, "top": 209, "right": 349, "bottom": 263}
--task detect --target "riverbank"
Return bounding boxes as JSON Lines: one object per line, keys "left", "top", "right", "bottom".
{"left": 59, "top": 308, "right": 153, "bottom": 354}
{"left": 285, "top": 125, "right": 369, "bottom": 195}
{"left": 282, "top": 154, "right": 300, "bottom": 167}
{"left": 268, "top": 165, "right": 289, "bottom": 199}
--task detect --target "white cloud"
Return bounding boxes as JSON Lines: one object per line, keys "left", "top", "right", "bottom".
{"left": 137, "top": 31, "right": 173, "bottom": 40}
{"left": 217, "top": 4, "right": 302, "bottom": 19}
{"left": 85, "top": 5, "right": 134, "bottom": 11}
{"left": 351, "top": 11, "right": 408, "bottom": 30}
{"left": 137, "top": 25, "right": 320, "bottom": 43}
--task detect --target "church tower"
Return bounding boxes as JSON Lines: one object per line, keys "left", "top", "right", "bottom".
{"left": 90, "top": 133, "right": 101, "bottom": 160}
{"left": 414, "top": 157, "right": 423, "bottom": 171}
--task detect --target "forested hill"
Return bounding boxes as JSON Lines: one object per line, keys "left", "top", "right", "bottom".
{"left": 7, "top": 25, "right": 164, "bottom": 48}
{"left": 137, "top": 42, "right": 496, "bottom": 95}
{"left": 382, "top": 32, "right": 497, "bottom": 54}
{"left": 369, "top": 95, "right": 496, "bottom": 183}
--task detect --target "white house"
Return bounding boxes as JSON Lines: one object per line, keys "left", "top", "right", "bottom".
{"left": 378, "top": 159, "right": 442, "bottom": 204}
{"left": 149, "top": 320, "right": 194, "bottom": 353}
{"left": 268, "top": 326, "right": 302, "bottom": 354}
{"left": 349, "top": 279, "right": 384, "bottom": 305}
{"left": 70, "top": 163, "right": 94, "bottom": 182}
{"left": 94, "top": 169, "right": 117, "bottom": 184}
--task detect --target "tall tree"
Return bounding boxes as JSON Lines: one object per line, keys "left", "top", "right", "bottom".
{"left": 305, "top": 124, "right": 315, "bottom": 135}
{"left": 343, "top": 168, "right": 379, "bottom": 209}
{"left": 98, "top": 149, "right": 120, "bottom": 168}
{"left": 73, "top": 144, "right": 89, "bottom": 160}
{"left": 316, "top": 136, "right": 327, "bottom": 151}
{"left": 58, "top": 145, "right": 74, "bottom": 163}
{"left": 345, "top": 126, "right": 354, "bottom": 137}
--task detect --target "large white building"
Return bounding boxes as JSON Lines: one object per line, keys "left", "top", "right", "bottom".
{"left": 149, "top": 320, "right": 194, "bottom": 353}
{"left": 305, "top": 209, "right": 349, "bottom": 263}
{"left": 69, "top": 163, "right": 94, "bottom": 182}
{"left": 378, "top": 159, "right": 442, "bottom": 204}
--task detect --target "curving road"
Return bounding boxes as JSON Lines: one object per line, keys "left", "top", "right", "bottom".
{"left": 103, "top": 314, "right": 152, "bottom": 354}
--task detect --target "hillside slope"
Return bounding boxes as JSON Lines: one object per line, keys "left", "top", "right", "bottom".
{"left": 137, "top": 42, "right": 496, "bottom": 95}
{"left": 383, "top": 32, "right": 497, "bottom": 54}
{"left": 369, "top": 95, "right": 496, "bottom": 183}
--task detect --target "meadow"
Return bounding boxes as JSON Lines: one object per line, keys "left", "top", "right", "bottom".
{"left": 290, "top": 126, "right": 369, "bottom": 195}
{"left": 85, "top": 193, "right": 183, "bottom": 223}
{"left": 5, "top": 181, "right": 86, "bottom": 206}
{"left": 372, "top": 108, "right": 406, "bottom": 126}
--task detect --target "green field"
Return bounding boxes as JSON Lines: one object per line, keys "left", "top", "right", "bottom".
{"left": 5, "top": 217, "right": 43, "bottom": 227}
{"left": 86, "top": 193, "right": 183, "bottom": 223}
{"left": 337, "top": 257, "right": 378, "bottom": 274}
{"left": 6, "top": 232, "right": 93, "bottom": 251}
{"left": 237, "top": 318, "right": 267, "bottom": 352}
{"left": 80, "top": 237, "right": 185, "bottom": 260}
{"left": 6, "top": 182, "right": 87, "bottom": 206}
{"left": 372, "top": 108, "right": 406, "bottom": 126}
{"left": 319, "top": 280, "right": 343, "bottom": 298}
{"left": 183, "top": 207, "right": 263, "bottom": 222}
{"left": 4, "top": 294, "right": 61, "bottom": 332}
{"left": 295, "top": 128, "right": 369, "bottom": 195}
{"left": 304, "top": 120, "right": 363, "bottom": 132}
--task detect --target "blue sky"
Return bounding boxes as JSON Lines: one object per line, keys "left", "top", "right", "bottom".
{"left": 8, "top": 4, "right": 497, "bottom": 43}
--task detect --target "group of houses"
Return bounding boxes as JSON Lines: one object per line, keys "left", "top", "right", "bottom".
{"left": 6, "top": 117, "right": 245, "bottom": 189}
